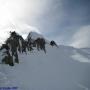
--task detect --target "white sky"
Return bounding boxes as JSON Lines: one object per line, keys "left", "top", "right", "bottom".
{"left": 0, "top": 0, "right": 47, "bottom": 44}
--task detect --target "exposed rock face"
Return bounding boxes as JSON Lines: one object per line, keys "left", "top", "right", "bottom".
{"left": 0, "top": 31, "right": 25, "bottom": 66}
{"left": 34, "top": 38, "right": 46, "bottom": 53}
{"left": 27, "top": 32, "right": 46, "bottom": 53}
{"left": 0, "top": 44, "right": 14, "bottom": 66}
{"left": 50, "top": 40, "right": 58, "bottom": 47}
{"left": 0, "top": 31, "right": 58, "bottom": 66}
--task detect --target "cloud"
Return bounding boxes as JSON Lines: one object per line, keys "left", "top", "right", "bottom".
{"left": 0, "top": 0, "right": 51, "bottom": 45}
{"left": 0, "top": 21, "right": 40, "bottom": 45}
{"left": 70, "top": 25, "right": 90, "bottom": 48}
{"left": 0, "top": 0, "right": 90, "bottom": 46}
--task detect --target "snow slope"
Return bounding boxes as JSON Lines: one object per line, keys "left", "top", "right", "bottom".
{"left": 26, "top": 31, "right": 44, "bottom": 40}
{"left": 0, "top": 45, "right": 90, "bottom": 90}
{"left": 26, "top": 31, "right": 50, "bottom": 44}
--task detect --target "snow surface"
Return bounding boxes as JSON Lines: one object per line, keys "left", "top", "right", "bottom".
{"left": 26, "top": 31, "right": 50, "bottom": 44}
{"left": 26, "top": 31, "right": 44, "bottom": 40}
{"left": 0, "top": 45, "right": 90, "bottom": 90}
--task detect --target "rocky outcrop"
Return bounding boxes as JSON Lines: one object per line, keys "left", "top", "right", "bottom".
{"left": 50, "top": 40, "right": 58, "bottom": 47}
{"left": 0, "top": 31, "right": 58, "bottom": 66}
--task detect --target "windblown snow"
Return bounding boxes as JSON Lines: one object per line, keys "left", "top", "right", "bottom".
{"left": 0, "top": 45, "right": 90, "bottom": 90}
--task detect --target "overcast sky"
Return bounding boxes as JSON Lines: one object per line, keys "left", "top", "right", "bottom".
{"left": 0, "top": 0, "right": 90, "bottom": 48}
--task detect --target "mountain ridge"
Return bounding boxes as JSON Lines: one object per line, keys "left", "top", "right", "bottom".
{"left": 0, "top": 31, "right": 90, "bottom": 90}
{"left": 0, "top": 31, "right": 58, "bottom": 66}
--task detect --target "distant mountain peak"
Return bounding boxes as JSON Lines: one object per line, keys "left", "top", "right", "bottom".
{"left": 27, "top": 31, "right": 44, "bottom": 40}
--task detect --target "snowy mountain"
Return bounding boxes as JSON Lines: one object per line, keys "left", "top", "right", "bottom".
{"left": 26, "top": 31, "right": 44, "bottom": 40}
{"left": 26, "top": 31, "right": 50, "bottom": 44}
{"left": 0, "top": 31, "right": 90, "bottom": 90}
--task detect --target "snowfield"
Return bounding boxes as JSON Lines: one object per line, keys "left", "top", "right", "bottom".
{"left": 0, "top": 45, "right": 90, "bottom": 90}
